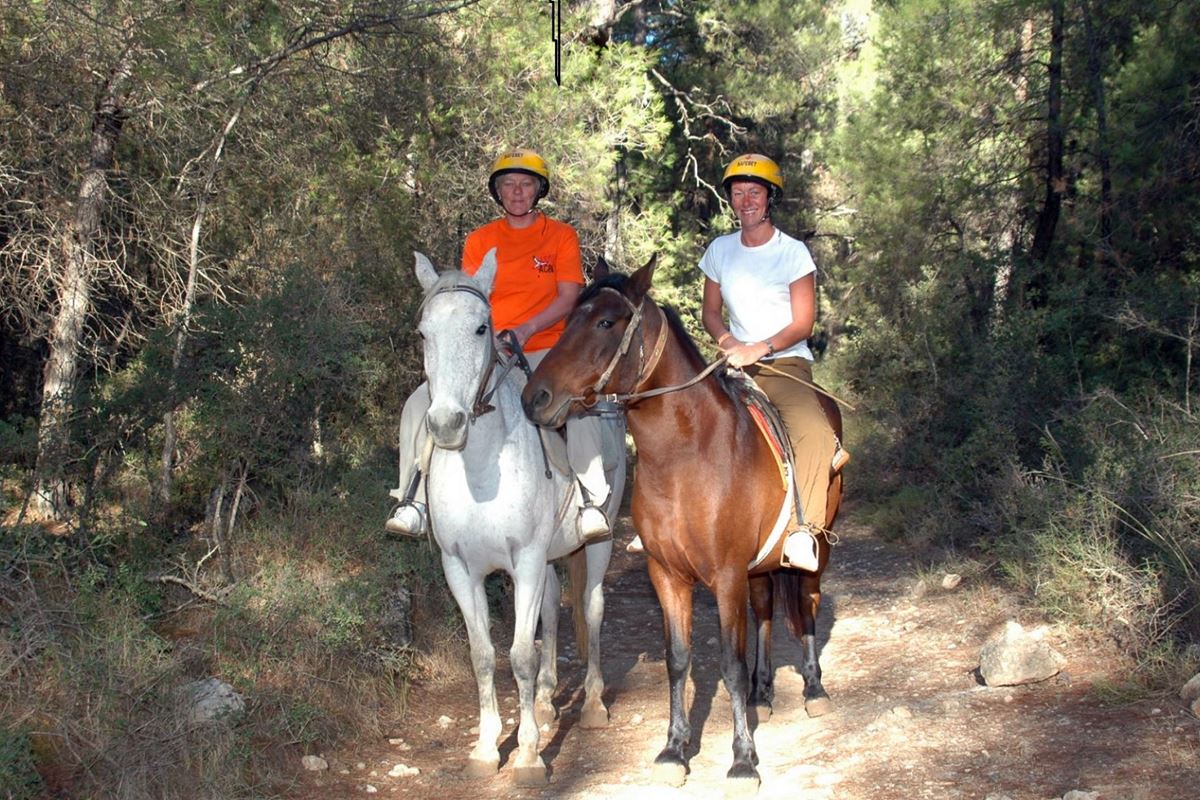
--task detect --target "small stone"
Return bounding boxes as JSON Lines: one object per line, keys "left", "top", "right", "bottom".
{"left": 629, "top": 713, "right": 644, "bottom": 726}
{"left": 1190, "top": 697, "right": 1200, "bottom": 717}
{"left": 707, "top": 637, "right": 718, "bottom": 646}
{"left": 891, "top": 705, "right": 913, "bottom": 719}
{"left": 387, "top": 738, "right": 404, "bottom": 745}
{"left": 388, "top": 764, "right": 420, "bottom": 778}
{"left": 302, "top": 755, "right": 328, "bottom": 771}
{"left": 365, "top": 785, "right": 378, "bottom": 794}
{"left": 506, "top": 717, "right": 515, "bottom": 725}
{"left": 356, "top": 762, "right": 366, "bottom": 770}
{"left": 437, "top": 715, "right": 453, "bottom": 728}
{"left": 942, "top": 573, "right": 962, "bottom": 590}
{"left": 1181, "top": 673, "right": 1200, "bottom": 703}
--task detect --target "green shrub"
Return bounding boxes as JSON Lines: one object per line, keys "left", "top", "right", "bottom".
{"left": 0, "top": 726, "right": 43, "bottom": 800}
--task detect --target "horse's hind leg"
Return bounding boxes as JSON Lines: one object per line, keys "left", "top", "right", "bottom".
{"left": 647, "top": 559, "right": 694, "bottom": 787}
{"left": 440, "top": 555, "right": 502, "bottom": 777}
{"left": 578, "top": 540, "right": 611, "bottom": 729}
{"left": 793, "top": 572, "right": 832, "bottom": 717}
{"left": 534, "top": 563, "right": 560, "bottom": 727}
{"left": 509, "top": 556, "right": 551, "bottom": 786}
{"left": 748, "top": 574, "right": 775, "bottom": 713}
{"left": 715, "top": 572, "right": 760, "bottom": 787}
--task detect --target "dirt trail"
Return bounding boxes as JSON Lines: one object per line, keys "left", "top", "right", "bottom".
{"left": 300, "top": 506, "right": 1199, "bottom": 799}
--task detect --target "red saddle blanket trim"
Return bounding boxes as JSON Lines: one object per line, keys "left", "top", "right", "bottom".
{"left": 745, "top": 402, "right": 789, "bottom": 488}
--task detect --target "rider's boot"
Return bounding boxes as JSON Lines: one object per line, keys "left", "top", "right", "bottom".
{"left": 577, "top": 504, "right": 611, "bottom": 545}
{"left": 385, "top": 471, "right": 428, "bottom": 538}
{"left": 577, "top": 485, "right": 611, "bottom": 545}
{"left": 780, "top": 521, "right": 820, "bottom": 571}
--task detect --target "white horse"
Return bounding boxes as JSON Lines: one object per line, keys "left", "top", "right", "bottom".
{"left": 412, "top": 250, "right": 621, "bottom": 785}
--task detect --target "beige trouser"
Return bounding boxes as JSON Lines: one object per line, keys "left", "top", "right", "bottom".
{"left": 395, "top": 349, "right": 616, "bottom": 508}
{"left": 745, "top": 357, "right": 838, "bottom": 530}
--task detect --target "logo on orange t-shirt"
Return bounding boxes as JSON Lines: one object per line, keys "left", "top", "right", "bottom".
{"left": 532, "top": 256, "right": 553, "bottom": 273}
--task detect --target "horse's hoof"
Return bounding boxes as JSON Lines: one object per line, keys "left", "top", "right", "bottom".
{"left": 512, "top": 763, "right": 548, "bottom": 786}
{"left": 534, "top": 701, "right": 557, "bottom": 727}
{"left": 579, "top": 704, "right": 609, "bottom": 729}
{"left": 463, "top": 757, "right": 499, "bottom": 779}
{"left": 652, "top": 760, "right": 688, "bottom": 787}
{"left": 725, "top": 763, "right": 762, "bottom": 795}
{"left": 804, "top": 696, "right": 834, "bottom": 718}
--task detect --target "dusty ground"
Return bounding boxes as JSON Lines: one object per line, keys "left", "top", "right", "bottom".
{"left": 298, "top": 504, "right": 1200, "bottom": 799}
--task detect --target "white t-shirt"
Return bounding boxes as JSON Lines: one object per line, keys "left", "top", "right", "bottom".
{"left": 698, "top": 228, "right": 817, "bottom": 361}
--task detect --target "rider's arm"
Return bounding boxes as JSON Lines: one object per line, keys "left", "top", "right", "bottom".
{"left": 510, "top": 280, "right": 581, "bottom": 346}
{"left": 715, "top": 274, "right": 816, "bottom": 369}
{"left": 702, "top": 277, "right": 730, "bottom": 343}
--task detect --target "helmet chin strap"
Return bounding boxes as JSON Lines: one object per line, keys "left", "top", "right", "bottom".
{"left": 502, "top": 201, "right": 539, "bottom": 217}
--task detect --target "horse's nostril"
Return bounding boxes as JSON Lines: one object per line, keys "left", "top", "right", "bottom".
{"left": 530, "top": 388, "right": 550, "bottom": 412}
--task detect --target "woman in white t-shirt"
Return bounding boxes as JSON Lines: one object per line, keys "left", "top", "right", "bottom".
{"left": 699, "top": 153, "right": 841, "bottom": 571}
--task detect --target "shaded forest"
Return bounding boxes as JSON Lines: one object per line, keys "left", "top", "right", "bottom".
{"left": 1, "top": 1, "right": 1197, "bottom": 796}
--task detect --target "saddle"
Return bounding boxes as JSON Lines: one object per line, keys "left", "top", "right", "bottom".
{"left": 725, "top": 369, "right": 846, "bottom": 569}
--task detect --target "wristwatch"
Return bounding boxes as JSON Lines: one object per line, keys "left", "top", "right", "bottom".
{"left": 763, "top": 340, "right": 776, "bottom": 358}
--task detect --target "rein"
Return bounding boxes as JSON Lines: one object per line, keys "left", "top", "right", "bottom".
{"left": 584, "top": 288, "right": 726, "bottom": 408}
{"left": 582, "top": 287, "right": 856, "bottom": 411}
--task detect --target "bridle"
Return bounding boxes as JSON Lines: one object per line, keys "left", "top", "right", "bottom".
{"left": 581, "top": 288, "right": 727, "bottom": 409}
{"left": 419, "top": 282, "right": 528, "bottom": 420}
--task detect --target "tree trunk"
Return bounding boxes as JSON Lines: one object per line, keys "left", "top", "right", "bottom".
{"left": 1080, "top": 0, "right": 1113, "bottom": 259}
{"left": 160, "top": 102, "right": 248, "bottom": 505}
{"left": 29, "top": 48, "right": 135, "bottom": 520}
{"left": 1029, "top": 0, "right": 1064, "bottom": 265}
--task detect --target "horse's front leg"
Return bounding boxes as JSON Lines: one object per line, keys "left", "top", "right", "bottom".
{"left": 440, "top": 554, "right": 502, "bottom": 777}
{"left": 647, "top": 558, "right": 694, "bottom": 787}
{"left": 509, "top": 553, "right": 551, "bottom": 786}
{"left": 579, "top": 539, "right": 612, "bottom": 729}
{"left": 534, "top": 558, "right": 560, "bottom": 727}
{"left": 748, "top": 573, "right": 775, "bottom": 713}
{"left": 715, "top": 570, "right": 760, "bottom": 786}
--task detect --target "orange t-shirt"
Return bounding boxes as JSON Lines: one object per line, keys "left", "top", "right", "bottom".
{"left": 461, "top": 214, "right": 584, "bottom": 352}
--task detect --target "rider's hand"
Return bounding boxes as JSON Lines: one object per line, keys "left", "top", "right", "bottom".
{"left": 723, "top": 339, "right": 770, "bottom": 369}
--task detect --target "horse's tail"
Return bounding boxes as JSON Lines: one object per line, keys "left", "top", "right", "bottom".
{"left": 775, "top": 567, "right": 821, "bottom": 641}
{"left": 567, "top": 547, "right": 589, "bottom": 664}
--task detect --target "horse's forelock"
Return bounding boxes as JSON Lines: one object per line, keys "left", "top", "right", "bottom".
{"left": 579, "top": 273, "right": 629, "bottom": 304}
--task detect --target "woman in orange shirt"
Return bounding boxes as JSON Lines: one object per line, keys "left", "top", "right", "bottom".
{"left": 387, "top": 150, "right": 621, "bottom": 545}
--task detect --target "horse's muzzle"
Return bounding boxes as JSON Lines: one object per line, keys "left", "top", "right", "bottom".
{"left": 427, "top": 407, "right": 468, "bottom": 450}
{"left": 522, "top": 386, "right": 570, "bottom": 429}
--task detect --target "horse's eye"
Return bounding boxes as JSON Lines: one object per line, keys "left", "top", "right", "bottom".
{"left": 598, "top": 319, "right": 614, "bottom": 329}
{"left": 475, "top": 324, "right": 488, "bottom": 336}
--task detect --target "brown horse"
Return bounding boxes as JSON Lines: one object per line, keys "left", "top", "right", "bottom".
{"left": 522, "top": 257, "right": 843, "bottom": 789}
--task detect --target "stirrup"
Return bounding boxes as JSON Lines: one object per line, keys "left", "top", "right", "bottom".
{"left": 625, "top": 534, "right": 645, "bottom": 554}
{"left": 385, "top": 501, "right": 428, "bottom": 538}
{"left": 577, "top": 504, "right": 611, "bottom": 544}
{"left": 780, "top": 526, "right": 820, "bottom": 571}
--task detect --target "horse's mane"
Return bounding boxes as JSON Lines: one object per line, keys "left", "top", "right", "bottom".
{"left": 581, "top": 273, "right": 741, "bottom": 400}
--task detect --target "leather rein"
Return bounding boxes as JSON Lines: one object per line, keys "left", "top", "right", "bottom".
{"left": 581, "top": 287, "right": 728, "bottom": 409}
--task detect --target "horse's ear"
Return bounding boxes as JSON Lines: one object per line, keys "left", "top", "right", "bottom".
{"left": 414, "top": 252, "right": 439, "bottom": 292}
{"left": 473, "top": 247, "right": 499, "bottom": 295}
{"left": 628, "top": 253, "right": 658, "bottom": 301}
{"left": 593, "top": 255, "right": 611, "bottom": 282}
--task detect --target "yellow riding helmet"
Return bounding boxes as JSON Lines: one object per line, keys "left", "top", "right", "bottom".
{"left": 722, "top": 153, "right": 784, "bottom": 205}
{"left": 488, "top": 148, "right": 551, "bottom": 203}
